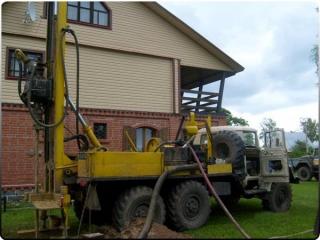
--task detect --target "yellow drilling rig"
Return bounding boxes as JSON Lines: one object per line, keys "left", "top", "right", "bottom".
{"left": 14, "top": 2, "right": 250, "bottom": 238}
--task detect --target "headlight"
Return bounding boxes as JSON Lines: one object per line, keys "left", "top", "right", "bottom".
{"left": 313, "top": 159, "right": 319, "bottom": 166}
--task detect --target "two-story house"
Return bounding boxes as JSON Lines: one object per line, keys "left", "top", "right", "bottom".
{"left": 1, "top": 2, "right": 243, "bottom": 189}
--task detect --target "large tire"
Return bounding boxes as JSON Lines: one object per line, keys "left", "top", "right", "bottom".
{"left": 262, "top": 183, "right": 292, "bottom": 212}
{"left": 112, "top": 186, "right": 166, "bottom": 231}
{"left": 296, "top": 166, "right": 312, "bottom": 181}
{"left": 166, "top": 181, "right": 210, "bottom": 231}
{"left": 212, "top": 130, "right": 246, "bottom": 178}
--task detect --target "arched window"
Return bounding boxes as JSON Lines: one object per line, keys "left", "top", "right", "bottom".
{"left": 135, "top": 127, "right": 156, "bottom": 152}
{"left": 67, "top": 2, "right": 111, "bottom": 29}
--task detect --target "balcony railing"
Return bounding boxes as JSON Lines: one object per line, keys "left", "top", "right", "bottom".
{"left": 181, "top": 89, "right": 221, "bottom": 114}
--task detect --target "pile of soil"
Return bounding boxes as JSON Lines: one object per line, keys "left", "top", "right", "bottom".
{"left": 99, "top": 218, "right": 192, "bottom": 239}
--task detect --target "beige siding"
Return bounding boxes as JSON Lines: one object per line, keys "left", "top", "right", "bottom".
{"left": 2, "top": 2, "right": 232, "bottom": 71}
{"left": 65, "top": 44, "right": 173, "bottom": 112}
{"left": 2, "top": 34, "right": 173, "bottom": 112}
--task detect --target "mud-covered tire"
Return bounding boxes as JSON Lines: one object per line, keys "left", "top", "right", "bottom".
{"left": 112, "top": 186, "right": 166, "bottom": 231}
{"left": 262, "top": 183, "right": 292, "bottom": 212}
{"left": 166, "top": 181, "right": 210, "bottom": 231}
{"left": 212, "top": 130, "right": 246, "bottom": 178}
{"left": 297, "top": 166, "right": 312, "bottom": 181}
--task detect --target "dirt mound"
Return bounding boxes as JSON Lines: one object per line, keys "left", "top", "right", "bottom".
{"left": 100, "top": 218, "right": 191, "bottom": 239}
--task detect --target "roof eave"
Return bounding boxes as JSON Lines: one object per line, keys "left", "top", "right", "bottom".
{"left": 142, "top": 2, "right": 245, "bottom": 73}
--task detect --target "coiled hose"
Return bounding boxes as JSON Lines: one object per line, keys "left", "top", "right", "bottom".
{"left": 17, "top": 60, "right": 68, "bottom": 128}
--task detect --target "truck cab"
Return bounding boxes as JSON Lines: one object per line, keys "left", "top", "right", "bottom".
{"left": 193, "top": 126, "right": 292, "bottom": 212}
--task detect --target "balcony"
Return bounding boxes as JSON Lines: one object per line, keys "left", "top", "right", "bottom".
{"left": 180, "top": 66, "right": 233, "bottom": 115}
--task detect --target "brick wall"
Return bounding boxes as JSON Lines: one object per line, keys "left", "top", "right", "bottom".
{"left": 1, "top": 103, "right": 227, "bottom": 189}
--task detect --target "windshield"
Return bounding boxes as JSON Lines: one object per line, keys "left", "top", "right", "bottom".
{"left": 264, "top": 130, "right": 285, "bottom": 148}
{"left": 199, "top": 131, "right": 258, "bottom": 147}
{"left": 242, "top": 131, "right": 257, "bottom": 147}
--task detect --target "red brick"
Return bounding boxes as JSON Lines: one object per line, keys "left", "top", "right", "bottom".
{"left": 1, "top": 103, "right": 226, "bottom": 188}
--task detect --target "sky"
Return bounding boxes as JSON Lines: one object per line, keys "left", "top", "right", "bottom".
{"left": 161, "top": 1, "right": 319, "bottom": 132}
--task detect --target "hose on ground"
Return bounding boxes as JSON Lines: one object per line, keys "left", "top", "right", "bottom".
{"left": 187, "top": 143, "right": 251, "bottom": 239}
{"left": 138, "top": 163, "right": 199, "bottom": 239}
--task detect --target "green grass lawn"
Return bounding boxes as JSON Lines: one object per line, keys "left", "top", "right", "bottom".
{"left": 2, "top": 181, "right": 319, "bottom": 239}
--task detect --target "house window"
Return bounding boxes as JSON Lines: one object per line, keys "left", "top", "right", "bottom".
{"left": 6, "top": 48, "right": 44, "bottom": 80}
{"left": 67, "top": 2, "right": 111, "bottom": 28}
{"left": 136, "top": 127, "right": 156, "bottom": 152}
{"left": 93, "top": 123, "right": 107, "bottom": 139}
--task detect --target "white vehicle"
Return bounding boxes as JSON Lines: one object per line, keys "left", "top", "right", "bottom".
{"left": 193, "top": 126, "right": 292, "bottom": 212}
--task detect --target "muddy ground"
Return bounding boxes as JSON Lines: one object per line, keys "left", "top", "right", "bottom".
{"left": 97, "top": 218, "right": 191, "bottom": 239}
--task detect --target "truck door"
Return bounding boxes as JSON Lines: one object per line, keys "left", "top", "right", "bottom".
{"left": 260, "top": 129, "right": 289, "bottom": 179}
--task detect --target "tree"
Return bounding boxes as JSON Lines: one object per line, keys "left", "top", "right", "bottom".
{"left": 311, "top": 44, "right": 319, "bottom": 72}
{"left": 259, "top": 118, "right": 277, "bottom": 139}
{"left": 221, "top": 108, "right": 249, "bottom": 126}
{"left": 288, "top": 140, "right": 312, "bottom": 158}
{"left": 300, "top": 118, "right": 319, "bottom": 154}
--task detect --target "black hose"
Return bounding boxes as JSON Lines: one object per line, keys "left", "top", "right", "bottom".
{"left": 64, "top": 134, "right": 89, "bottom": 152}
{"left": 138, "top": 164, "right": 199, "bottom": 239}
{"left": 17, "top": 61, "right": 25, "bottom": 104}
{"left": 16, "top": 51, "right": 68, "bottom": 128}
{"left": 25, "top": 65, "right": 67, "bottom": 128}
{"left": 61, "top": 28, "right": 81, "bottom": 150}
{"left": 138, "top": 142, "right": 251, "bottom": 239}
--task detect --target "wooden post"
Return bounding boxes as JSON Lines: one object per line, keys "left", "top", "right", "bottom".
{"left": 217, "top": 72, "right": 226, "bottom": 112}
{"left": 195, "top": 81, "right": 204, "bottom": 113}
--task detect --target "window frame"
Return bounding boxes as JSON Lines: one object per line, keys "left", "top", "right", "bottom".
{"left": 67, "top": 2, "right": 112, "bottom": 30}
{"left": 135, "top": 127, "right": 156, "bottom": 152}
{"left": 93, "top": 122, "right": 108, "bottom": 140}
{"left": 5, "top": 47, "right": 45, "bottom": 81}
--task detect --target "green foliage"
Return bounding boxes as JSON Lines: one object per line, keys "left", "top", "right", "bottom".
{"left": 221, "top": 108, "right": 249, "bottom": 126}
{"left": 243, "top": 132, "right": 255, "bottom": 146}
{"left": 300, "top": 118, "right": 319, "bottom": 143}
{"left": 288, "top": 140, "right": 313, "bottom": 158}
{"left": 259, "top": 118, "right": 277, "bottom": 139}
{"left": 310, "top": 44, "right": 319, "bottom": 71}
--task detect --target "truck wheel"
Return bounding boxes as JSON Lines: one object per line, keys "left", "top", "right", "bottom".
{"left": 166, "top": 181, "right": 210, "bottom": 231}
{"left": 263, "top": 183, "right": 292, "bottom": 212}
{"left": 112, "top": 186, "right": 165, "bottom": 231}
{"left": 212, "top": 130, "right": 246, "bottom": 178}
{"left": 297, "top": 166, "right": 312, "bottom": 181}
{"left": 314, "top": 174, "right": 319, "bottom": 181}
